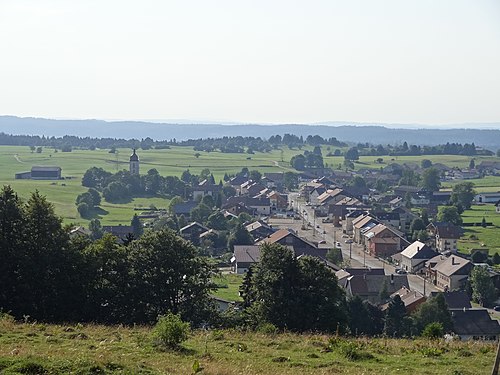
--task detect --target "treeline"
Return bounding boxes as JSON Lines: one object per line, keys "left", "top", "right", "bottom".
{"left": 0, "top": 186, "right": 216, "bottom": 324}
{"left": 354, "top": 141, "right": 486, "bottom": 156}
{"left": 0, "top": 131, "right": 489, "bottom": 156}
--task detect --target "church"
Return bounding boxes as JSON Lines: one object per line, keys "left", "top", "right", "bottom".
{"left": 129, "top": 149, "right": 140, "bottom": 175}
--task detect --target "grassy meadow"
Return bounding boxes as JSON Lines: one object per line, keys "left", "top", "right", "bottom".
{"left": 1, "top": 145, "right": 500, "bottom": 227}
{"left": 213, "top": 274, "right": 244, "bottom": 302}
{"left": 0, "top": 317, "right": 496, "bottom": 375}
{"left": 459, "top": 204, "right": 500, "bottom": 256}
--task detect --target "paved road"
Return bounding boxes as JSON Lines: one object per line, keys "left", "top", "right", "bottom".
{"left": 291, "top": 198, "right": 438, "bottom": 296}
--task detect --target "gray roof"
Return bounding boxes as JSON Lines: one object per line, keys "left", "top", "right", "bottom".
{"left": 31, "top": 166, "right": 61, "bottom": 171}
{"left": 433, "top": 256, "right": 472, "bottom": 277}
{"left": 233, "top": 245, "right": 261, "bottom": 264}
{"left": 401, "top": 241, "right": 438, "bottom": 260}
{"left": 451, "top": 309, "right": 500, "bottom": 336}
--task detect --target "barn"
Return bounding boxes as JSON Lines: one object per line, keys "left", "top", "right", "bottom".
{"left": 30, "top": 166, "right": 62, "bottom": 180}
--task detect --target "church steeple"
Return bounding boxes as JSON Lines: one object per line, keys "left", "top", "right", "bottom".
{"left": 129, "top": 149, "right": 140, "bottom": 175}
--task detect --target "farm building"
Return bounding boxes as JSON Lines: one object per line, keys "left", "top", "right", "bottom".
{"left": 474, "top": 192, "right": 500, "bottom": 204}
{"left": 15, "top": 166, "right": 62, "bottom": 180}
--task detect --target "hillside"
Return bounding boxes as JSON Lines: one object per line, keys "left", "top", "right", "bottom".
{"left": 1, "top": 116, "right": 500, "bottom": 149}
{"left": 0, "top": 318, "right": 494, "bottom": 375}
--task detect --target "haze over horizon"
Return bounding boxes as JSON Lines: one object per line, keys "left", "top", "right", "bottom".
{"left": 1, "top": 1, "right": 499, "bottom": 125}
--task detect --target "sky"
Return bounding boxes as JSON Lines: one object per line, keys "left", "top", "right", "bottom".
{"left": 0, "top": 0, "right": 499, "bottom": 126}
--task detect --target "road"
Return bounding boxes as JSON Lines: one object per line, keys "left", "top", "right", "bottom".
{"left": 288, "top": 195, "right": 438, "bottom": 296}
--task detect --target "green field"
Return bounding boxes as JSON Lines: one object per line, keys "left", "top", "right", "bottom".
{"left": 459, "top": 204, "right": 500, "bottom": 255}
{"left": 0, "top": 318, "right": 496, "bottom": 375}
{"left": 1, "top": 145, "right": 500, "bottom": 226}
{"left": 213, "top": 274, "right": 244, "bottom": 302}
{"left": 0, "top": 145, "right": 295, "bottom": 226}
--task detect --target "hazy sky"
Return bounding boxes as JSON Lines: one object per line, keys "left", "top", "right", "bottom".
{"left": 1, "top": 0, "right": 499, "bottom": 125}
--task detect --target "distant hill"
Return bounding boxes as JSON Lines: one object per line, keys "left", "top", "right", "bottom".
{"left": 1, "top": 116, "right": 499, "bottom": 149}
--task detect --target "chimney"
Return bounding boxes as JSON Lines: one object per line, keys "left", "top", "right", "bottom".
{"left": 451, "top": 257, "right": 456, "bottom": 265}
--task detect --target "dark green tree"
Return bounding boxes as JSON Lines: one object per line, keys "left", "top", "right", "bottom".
{"left": 451, "top": 182, "right": 475, "bottom": 210}
{"left": 227, "top": 223, "right": 254, "bottom": 250}
{"left": 420, "top": 168, "right": 441, "bottom": 191}
{"left": 470, "top": 266, "right": 497, "bottom": 307}
{"left": 412, "top": 293, "right": 453, "bottom": 334}
{"left": 131, "top": 214, "right": 143, "bottom": 238}
{"left": 127, "top": 229, "right": 217, "bottom": 324}
{"left": 437, "top": 206, "right": 463, "bottom": 226}
{"left": 384, "top": 295, "right": 407, "bottom": 337}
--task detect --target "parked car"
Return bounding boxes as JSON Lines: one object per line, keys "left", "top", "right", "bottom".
{"left": 396, "top": 269, "right": 407, "bottom": 275}
{"left": 318, "top": 240, "right": 326, "bottom": 244}
{"left": 345, "top": 239, "right": 353, "bottom": 244}
{"left": 494, "top": 306, "right": 500, "bottom": 312}
{"left": 335, "top": 241, "right": 342, "bottom": 248}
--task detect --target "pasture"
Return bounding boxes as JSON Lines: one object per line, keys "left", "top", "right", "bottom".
{"left": 0, "top": 317, "right": 497, "bottom": 375}
{"left": 1, "top": 145, "right": 499, "bottom": 226}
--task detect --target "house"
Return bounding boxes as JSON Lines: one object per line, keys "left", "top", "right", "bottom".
{"left": 335, "top": 267, "right": 385, "bottom": 284}
{"left": 328, "top": 197, "right": 363, "bottom": 226}
{"left": 381, "top": 286, "right": 426, "bottom": 313}
{"left": 245, "top": 220, "right": 274, "bottom": 241}
{"left": 474, "top": 192, "right": 500, "bottom": 204}
{"left": 180, "top": 222, "right": 209, "bottom": 246}
{"left": 391, "top": 206, "right": 419, "bottom": 232}
{"left": 427, "top": 222, "right": 462, "bottom": 253}
{"left": 342, "top": 273, "right": 410, "bottom": 305}
{"left": 309, "top": 186, "right": 326, "bottom": 205}
{"left": 69, "top": 226, "right": 90, "bottom": 238}
{"left": 231, "top": 245, "right": 261, "bottom": 274}
{"left": 352, "top": 215, "right": 378, "bottom": 244}
{"left": 212, "top": 296, "right": 236, "bottom": 312}
{"left": 450, "top": 308, "right": 500, "bottom": 340}
{"left": 192, "top": 180, "right": 222, "bottom": 200}
{"left": 263, "top": 172, "right": 284, "bottom": 188}
{"left": 258, "top": 229, "right": 327, "bottom": 259}
{"left": 400, "top": 241, "right": 438, "bottom": 274}
{"left": 102, "top": 225, "right": 134, "bottom": 242}
{"left": 342, "top": 210, "right": 366, "bottom": 235}
{"left": 224, "top": 196, "right": 271, "bottom": 216}
{"left": 172, "top": 200, "right": 198, "bottom": 217}
{"left": 439, "top": 290, "right": 472, "bottom": 309}
{"left": 267, "top": 191, "right": 288, "bottom": 211}
{"left": 432, "top": 255, "right": 473, "bottom": 291}
{"left": 364, "top": 223, "right": 408, "bottom": 258}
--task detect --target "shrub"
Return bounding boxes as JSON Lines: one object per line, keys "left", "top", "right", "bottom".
{"left": 257, "top": 322, "right": 278, "bottom": 335}
{"left": 422, "top": 322, "right": 444, "bottom": 339}
{"left": 152, "top": 312, "right": 190, "bottom": 349}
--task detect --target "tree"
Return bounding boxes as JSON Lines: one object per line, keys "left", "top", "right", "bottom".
{"left": 290, "top": 154, "right": 306, "bottom": 170}
{"left": 89, "top": 218, "right": 103, "bottom": 240}
{"left": 497, "top": 149, "right": 500, "bottom": 158}
{"left": 420, "top": 168, "right": 441, "bottom": 191}
{"left": 412, "top": 293, "right": 453, "bottom": 334}
{"left": 420, "top": 159, "right": 432, "bottom": 168}
{"left": 201, "top": 194, "right": 215, "bottom": 208}
{"left": 437, "top": 206, "right": 463, "bottom": 226}
{"left": 152, "top": 312, "right": 190, "bottom": 349}
{"left": 190, "top": 203, "right": 212, "bottom": 223}
{"left": 249, "top": 170, "right": 262, "bottom": 182}
{"left": 469, "top": 159, "right": 475, "bottom": 170}
{"left": 88, "top": 188, "right": 101, "bottom": 206}
{"left": 349, "top": 176, "right": 366, "bottom": 189}
{"left": 409, "top": 218, "right": 426, "bottom": 234}
{"left": 344, "top": 147, "right": 359, "bottom": 161}
{"left": 227, "top": 223, "right": 254, "bottom": 250}
{"left": 244, "top": 243, "right": 347, "bottom": 332}
{"left": 493, "top": 253, "right": 500, "bottom": 265}
{"left": 283, "top": 172, "right": 299, "bottom": 191}
{"left": 206, "top": 211, "right": 228, "bottom": 230}
{"left": 36, "top": 146, "right": 42, "bottom": 153}
{"left": 131, "top": 214, "right": 143, "bottom": 238}
{"left": 127, "top": 229, "right": 217, "bottom": 324}
{"left": 451, "top": 182, "right": 475, "bottom": 210}
{"left": 384, "top": 295, "right": 407, "bottom": 337}
{"left": 470, "top": 266, "right": 497, "bottom": 307}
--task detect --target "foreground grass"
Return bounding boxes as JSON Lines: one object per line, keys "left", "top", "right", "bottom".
{"left": 0, "top": 319, "right": 496, "bottom": 375}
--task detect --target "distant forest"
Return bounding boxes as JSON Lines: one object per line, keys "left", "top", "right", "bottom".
{"left": 1, "top": 116, "right": 500, "bottom": 149}
{"left": 0, "top": 132, "right": 489, "bottom": 157}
